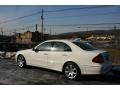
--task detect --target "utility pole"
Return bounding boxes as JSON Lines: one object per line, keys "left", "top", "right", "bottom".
{"left": 14, "top": 29, "right": 17, "bottom": 43}
{"left": 43, "top": 28, "right": 46, "bottom": 40}
{"left": 55, "top": 32, "right": 56, "bottom": 35}
{"left": 1, "top": 27, "right": 3, "bottom": 42}
{"left": 50, "top": 27, "right": 52, "bottom": 35}
{"left": 86, "top": 27, "right": 88, "bottom": 31}
{"left": 14, "top": 29, "right": 16, "bottom": 35}
{"left": 48, "top": 27, "right": 52, "bottom": 39}
{"left": 114, "top": 26, "right": 118, "bottom": 48}
{"left": 36, "top": 24, "right": 38, "bottom": 31}
{"left": 9, "top": 30, "right": 11, "bottom": 36}
{"left": 41, "top": 8, "right": 44, "bottom": 41}
{"left": 35, "top": 24, "right": 38, "bottom": 42}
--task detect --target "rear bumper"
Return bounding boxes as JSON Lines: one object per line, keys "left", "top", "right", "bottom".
{"left": 81, "top": 65, "right": 102, "bottom": 75}
{"left": 101, "top": 61, "right": 112, "bottom": 74}
{"left": 80, "top": 61, "right": 112, "bottom": 75}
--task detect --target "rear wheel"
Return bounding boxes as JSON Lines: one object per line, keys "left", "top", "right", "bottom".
{"left": 17, "top": 55, "right": 26, "bottom": 68}
{"left": 63, "top": 62, "right": 81, "bottom": 80}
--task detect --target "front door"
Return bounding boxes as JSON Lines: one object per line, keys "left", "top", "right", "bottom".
{"left": 31, "top": 42, "right": 53, "bottom": 68}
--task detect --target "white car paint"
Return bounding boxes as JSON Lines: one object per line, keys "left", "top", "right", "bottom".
{"left": 15, "top": 40, "right": 112, "bottom": 75}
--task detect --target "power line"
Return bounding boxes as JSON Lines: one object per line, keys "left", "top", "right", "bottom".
{"left": 11, "top": 22, "right": 120, "bottom": 32}
{"left": 14, "top": 11, "right": 120, "bottom": 27}
{"left": 42, "top": 22, "right": 120, "bottom": 27}
{"left": 0, "top": 5, "right": 115, "bottom": 25}
{"left": 0, "top": 11, "right": 41, "bottom": 25}
{"left": 45, "top": 5, "right": 113, "bottom": 13}
{"left": 11, "top": 11, "right": 120, "bottom": 28}
{"left": 76, "top": 26, "right": 120, "bottom": 28}
{"left": 45, "top": 11, "right": 120, "bottom": 19}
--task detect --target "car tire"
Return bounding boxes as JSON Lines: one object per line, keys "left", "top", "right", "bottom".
{"left": 17, "top": 55, "right": 26, "bottom": 68}
{"left": 63, "top": 62, "right": 81, "bottom": 80}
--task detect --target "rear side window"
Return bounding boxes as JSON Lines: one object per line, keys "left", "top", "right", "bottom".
{"left": 73, "top": 42, "right": 96, "bottom": 51}
{"left": 52, "top": 42, "right": 72, "bottom": 52}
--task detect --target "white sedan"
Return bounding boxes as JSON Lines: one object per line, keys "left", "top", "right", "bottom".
{"left": 15, "top": 40, "right": 112, "bottom": 80}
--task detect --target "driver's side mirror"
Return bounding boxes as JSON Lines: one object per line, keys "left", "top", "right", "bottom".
{"left": 32, "top": 47, "right": 39, "bottom": 52}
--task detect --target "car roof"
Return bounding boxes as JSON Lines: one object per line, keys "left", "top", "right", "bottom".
{"left": 45, "top": 39, "right": 71, "bottom": 42}
{"left": 44, "top": 39, "right": 88, "bottom": 43}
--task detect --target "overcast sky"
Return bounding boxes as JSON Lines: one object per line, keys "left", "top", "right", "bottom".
{"left": 0, "top": 5, "right": 120, "bottom": 35}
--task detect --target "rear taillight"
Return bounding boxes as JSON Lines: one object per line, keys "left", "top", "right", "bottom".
{"left": 92, "top": 55, "right": 104, "bottom": 64}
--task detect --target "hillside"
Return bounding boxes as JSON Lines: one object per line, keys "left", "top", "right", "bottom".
{"left": 54, "top": 29, "right": 120, "bottom": 39}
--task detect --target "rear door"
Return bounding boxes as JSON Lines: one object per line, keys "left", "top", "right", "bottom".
{"left": 47, "top": 41, "right": 72, "bottom": 71}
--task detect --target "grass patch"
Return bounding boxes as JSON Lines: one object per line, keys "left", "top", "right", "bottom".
{"left": 101, "top": 48, "right": 120, "bottom": 57}
{"left": 99, "top": 48, "right": 120, "bottom": 66}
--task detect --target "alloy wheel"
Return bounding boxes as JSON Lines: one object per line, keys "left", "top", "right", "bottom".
{"left": 17, "top": 55, "right": 25, "bottom": 68}
{"left": 64, "top": 63, "right": 78, "bottom": 80}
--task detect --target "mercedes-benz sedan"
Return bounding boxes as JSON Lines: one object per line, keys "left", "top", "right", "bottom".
{"left": 15, "top": 40, "right": 112, "bottom": 80}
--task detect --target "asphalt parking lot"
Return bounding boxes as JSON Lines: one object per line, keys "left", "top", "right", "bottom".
{"left": 0, "top": 59, "right": 120, "bottom": 85}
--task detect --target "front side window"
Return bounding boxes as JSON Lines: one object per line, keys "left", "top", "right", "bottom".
{"left": 36, "top": 42, "right": 53, "bottom": 51}
{"left": 52, "top": 42, "right": 71, "bottom": 52}
{"left": 73, "top": 42, "right": 97, "bottom": 51}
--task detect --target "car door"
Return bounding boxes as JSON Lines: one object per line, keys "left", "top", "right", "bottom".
{"left": 47, "top": 41, "right": 72, "bottom": 71}
{"left": 31, "top": 42, "right": 53, "bottom": 68}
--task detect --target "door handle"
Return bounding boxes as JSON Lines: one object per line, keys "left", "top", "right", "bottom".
{"left": 44, "top": 53, "right": 48, "bottom": 55}
{"left": 62, "top": 54, "right": 68, "bottom": 56}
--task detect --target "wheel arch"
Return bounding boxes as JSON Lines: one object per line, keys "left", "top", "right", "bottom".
{"left": 62, "top": 61, "right": 81, "bottom": 73}
{"left": 16, "top": 54, "right": 26, "bottom": 64}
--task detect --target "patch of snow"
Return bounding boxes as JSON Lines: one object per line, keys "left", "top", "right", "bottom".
{"left": 0, "top": 51, "right": 16, "bottom": 59}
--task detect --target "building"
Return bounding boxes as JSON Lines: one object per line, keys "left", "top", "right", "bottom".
{"left": 16, "top": 31, "right": 32, "bottom": 44}
{"left": 16, "top": 31, "right": 48, "bottom": 44}
{"left": 86, "top": 35, "right": 115, "bottom": 41}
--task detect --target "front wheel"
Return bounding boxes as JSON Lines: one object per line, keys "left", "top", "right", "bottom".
{"left": 17, "top": 55, "right": 26, "bottom": 68}
{"left": 63, "top": 62, "right": 81, "bottom": 80}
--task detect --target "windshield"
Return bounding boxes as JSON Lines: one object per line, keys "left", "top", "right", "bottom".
{"left": 73, "top": 42, "right": 97, "bottom": 51}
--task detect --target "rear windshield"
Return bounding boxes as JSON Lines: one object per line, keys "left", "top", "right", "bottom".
{"left": 73, "top": 42, "right": 97, "bottom": 51}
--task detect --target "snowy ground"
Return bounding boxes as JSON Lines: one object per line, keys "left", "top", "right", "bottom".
{"left": 0, "top": 59, "right": 120, "bottom": 85}
{"left": 0, "top": 51, "right": 16, "bottom": 59}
